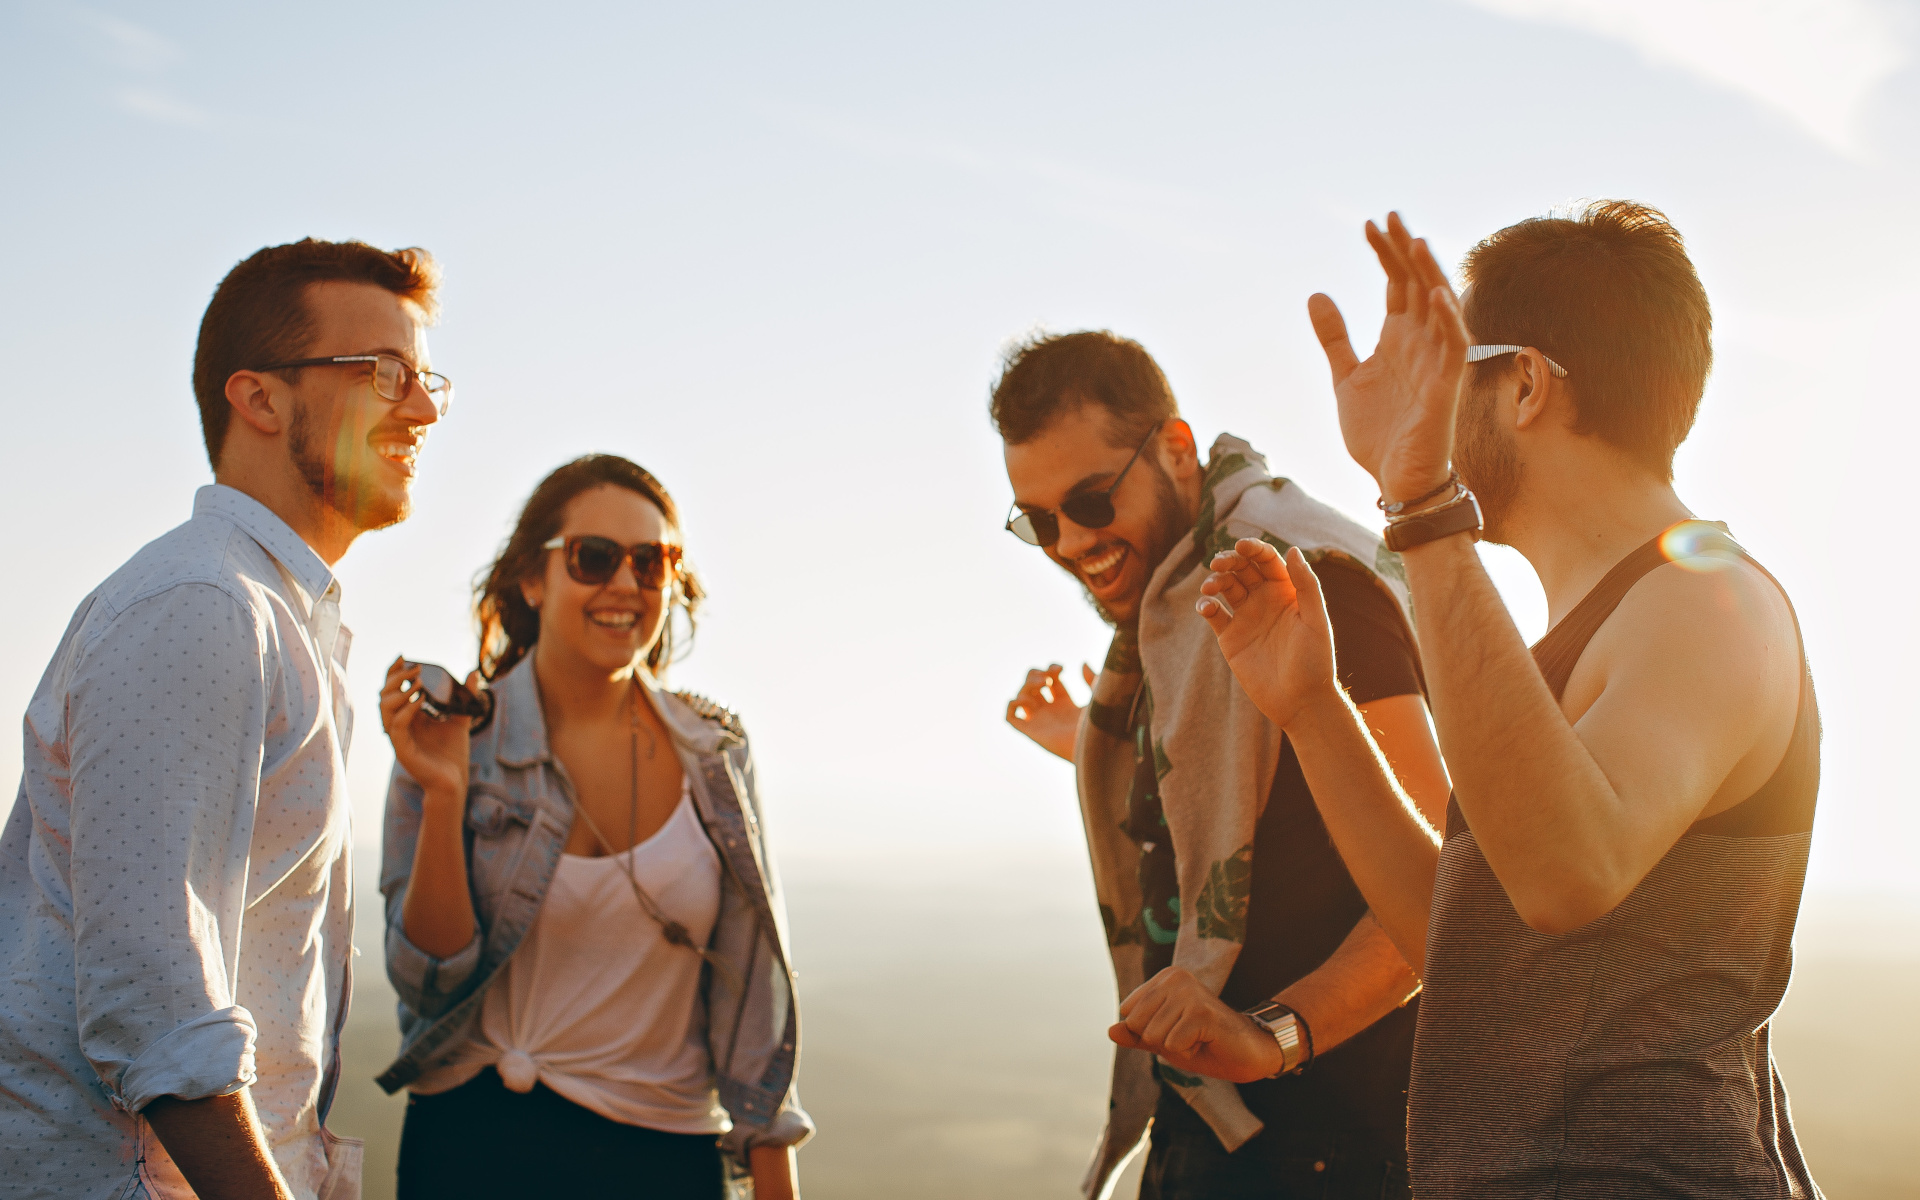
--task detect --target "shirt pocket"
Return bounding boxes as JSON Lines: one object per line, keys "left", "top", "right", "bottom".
{"left": 464, "top": 783, "right": 537, "bottom": 899}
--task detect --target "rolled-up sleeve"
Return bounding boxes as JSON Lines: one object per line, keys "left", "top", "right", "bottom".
{"left": 379, "top": 765, "right": 482, "bottom": 1014}
{"left": 66, "top": 583, "right": 267, "bottom": 1111}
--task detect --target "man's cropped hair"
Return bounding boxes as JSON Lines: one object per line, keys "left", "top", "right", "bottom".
{"left": 193, "top": 239, "right": 442, "bottom": 469}
{"left": 1462, "top": 199, "right": 1711, "bottom": 479}
{"left": 990, "top": 330, "right": 1178, "bottom": 448}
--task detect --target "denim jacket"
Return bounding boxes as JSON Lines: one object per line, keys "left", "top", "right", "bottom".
{"left": 375, "top": 657, "right": 812, "bottom": 1160}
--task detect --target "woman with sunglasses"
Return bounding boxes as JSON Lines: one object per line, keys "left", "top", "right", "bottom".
{"left": 375, "top": 454, "right": 810, "bottom": 1199}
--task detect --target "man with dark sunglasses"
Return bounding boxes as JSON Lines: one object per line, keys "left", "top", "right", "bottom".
{"left": 994, "top": 330, "right": 1449, "bottom": 1200}
{"left": 0, "top": 239, "right": 445, "bottom": 1200}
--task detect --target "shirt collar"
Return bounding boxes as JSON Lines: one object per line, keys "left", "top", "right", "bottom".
{"left": 490, "top": 654, "right": 726, "bottom": 768}
{"left": 193, "top": 484, "right": 339, "bottom": 607}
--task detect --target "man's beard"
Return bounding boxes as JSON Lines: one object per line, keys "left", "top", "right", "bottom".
{"left": 1074, "top": 460, "right": 1188, "bottom": 628}
{"left": 1455, "top": 376, "right": 1520, "bottom": 544}
{"left": 287, "top": 396, "right": 408, "bottom": 533}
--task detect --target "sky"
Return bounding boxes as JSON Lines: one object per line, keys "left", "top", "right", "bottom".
{"left": 2, "top": 0, "right": 1916, "bottom": 898}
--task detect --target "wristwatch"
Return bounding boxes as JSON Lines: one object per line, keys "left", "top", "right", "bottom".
{"left": 1243, "top": 1001, "right": 1312, "bottom": 1077}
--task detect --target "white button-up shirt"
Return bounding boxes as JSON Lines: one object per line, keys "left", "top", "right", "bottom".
{"left": 0, "top": 485, "right": 357, "bottom": 1199}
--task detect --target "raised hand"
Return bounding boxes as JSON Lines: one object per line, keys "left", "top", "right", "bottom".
{"left": 1196, "top": 541, "right": 1338, "bottom": 730}
{"left": 380, "top": 656, "right": 478, "bottom": 800}
{"left": 1310, "top": 212, "right": 1470, "bottom": 504}
{"left": 1108, "top": 966, "right": 1281, "bottom": 1084}
{"left": 1005, "top": 662, "right": 1093, "bottom": 762}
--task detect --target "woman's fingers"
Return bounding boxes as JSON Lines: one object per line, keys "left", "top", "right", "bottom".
{"left": 1081, "top": 662, "right": 1097, "bottom": 688}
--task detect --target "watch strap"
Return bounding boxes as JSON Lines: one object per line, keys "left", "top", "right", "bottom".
{"left": 1243, "top": 1001, "right": 1310, "bottom": 1077}
{"left": 1383, "top": 489, "right": 1483, "bottom": 552}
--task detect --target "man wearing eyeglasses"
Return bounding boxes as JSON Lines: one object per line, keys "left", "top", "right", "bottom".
{"left": 996, "top": 331, "right": 1450, "bottom": 1200}
{"left": 0, "top": 239, "right": 447, "bottom": 1200}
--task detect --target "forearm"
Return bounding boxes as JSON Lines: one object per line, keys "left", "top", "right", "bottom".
{"left": 1288, "top": 691, "right": 1441, "bottom": 969}
{"left": 751, "top": 1145, "right": 798, "bottom": 1200}
{"left": 400, "top": 785, "right": 477, "bottom": 959}
{"left": 1399, "top": 536, "right": 1620, "bottom": 914}
{"left": 1275, "top": 913, "right": 1420, "bottom": 1057}
{"left": 144, "top": 1091, "right": 294, "bottom": 1200}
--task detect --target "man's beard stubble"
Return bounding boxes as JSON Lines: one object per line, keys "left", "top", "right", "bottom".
{"left": 1075, "top": 460, "right": 1189, "bottom": 628}
{"left": 287, "top": 395, "right": 409, "bottom": 534}
{"left": 1454, "top": 376, "right": 1520, "bottom": 544}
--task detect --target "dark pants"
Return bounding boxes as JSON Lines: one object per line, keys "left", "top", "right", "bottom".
{"left": 1140, "top": 1122, "right": 1412, "bottom": 1200}
{"left": 398, "top": 1067, "right": 724, "bottom": 1199}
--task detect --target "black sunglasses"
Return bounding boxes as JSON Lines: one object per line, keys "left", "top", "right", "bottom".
{"left": 1005, "top": 425, "right": 1160, "bottom": 548}
{"left": 542, "top": 535, "right": 684, "bottom": 588}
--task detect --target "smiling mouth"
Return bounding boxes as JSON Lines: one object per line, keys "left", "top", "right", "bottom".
{"left": 588, "top": 610, "right": 639, "bottom": 630}
{"left": 1078, "top": 544, "right": 1128, "bottom": 588}
{"left": 372, "top": 439, "right": 422, "bottom": 473}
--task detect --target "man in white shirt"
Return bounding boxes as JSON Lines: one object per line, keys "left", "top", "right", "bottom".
{"left": 0, "top": 239, "right": 447, "bottom": 1200}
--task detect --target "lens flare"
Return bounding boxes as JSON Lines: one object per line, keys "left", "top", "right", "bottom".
{"left": 1658, "top": 520, "right": 1743, "bottom": 573}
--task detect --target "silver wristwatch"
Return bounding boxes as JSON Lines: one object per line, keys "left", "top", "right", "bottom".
{"left": 1243, "top": 1001, "right": 1310, "bottom": 1077}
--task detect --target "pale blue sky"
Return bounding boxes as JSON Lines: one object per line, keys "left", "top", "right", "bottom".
{"left": 2, "top": 0, "right": 1915, "bottom": 894}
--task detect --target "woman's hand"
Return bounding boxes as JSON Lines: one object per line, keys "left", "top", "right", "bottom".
{"left": 1005, "top": 662, "right": 1093, "bottom": 762}
{"left": 1196, "top": 542, "right": 1340, "bottom": 731}
{"left": 379, "top": 656, "right": 477, "bottom": 801}
{"left": 1310, "top": 212, "right": 1470, "bottom": 505}
{"left": 749, "top": 1145, "right": 798, "bottom": 1200}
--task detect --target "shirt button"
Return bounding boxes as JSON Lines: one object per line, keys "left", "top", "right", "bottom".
{"left": 1313, "top": 1161, "right": 1326, "bottom": 1172}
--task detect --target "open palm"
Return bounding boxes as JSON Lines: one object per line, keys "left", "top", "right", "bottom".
{"left": 1311, "top": 212, "right": 1470, "bottom": 503}
{"left": 1196, "top": 540, "right": 1338, "bottom": 731}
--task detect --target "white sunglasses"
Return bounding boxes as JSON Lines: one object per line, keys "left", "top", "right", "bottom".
{"left": 1467, "top": 344, "right": 1568, "bottom": 378}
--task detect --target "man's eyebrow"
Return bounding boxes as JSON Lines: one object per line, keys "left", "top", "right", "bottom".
{"left": 1063, "top": 468, "right": 1119, "bottom": 497}
{"left": 1015, "top": 468, "right": 1121, "bottom": 512}
{"left": 364, "top": 347, "right": 424, "bottom": 369}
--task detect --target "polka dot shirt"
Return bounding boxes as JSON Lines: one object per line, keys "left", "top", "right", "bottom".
{"left": 0, "top": 485, "right": 357, "bottom": 1199}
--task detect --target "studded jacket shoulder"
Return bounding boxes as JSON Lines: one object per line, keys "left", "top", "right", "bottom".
{"left": 672, "top": 689, "right": 747, "bottom": 739}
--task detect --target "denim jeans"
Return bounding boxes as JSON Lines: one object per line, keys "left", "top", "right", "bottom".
{"left": 1139, "top": 1122, "right": 1412, "bottom": 1200}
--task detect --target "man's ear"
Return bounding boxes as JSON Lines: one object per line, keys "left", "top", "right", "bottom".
{"left": 224, "top": 370, "right": 289, "bottom": 436}
{"left": 1512, "top": 353, "right": 1554, "bottom": 432}
{"left": 1162, "top": 418, "right": 1200, "bottom": 476}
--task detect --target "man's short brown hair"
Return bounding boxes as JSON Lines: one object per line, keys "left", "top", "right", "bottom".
{"left": 1462, "top": 200, "right": 1711, "bottom": 478}
{"left": 989, "top": 330, "right": 1178, "bottom": 448}
{"left": 192, "top": 239, "right": 442, "bottom": 469}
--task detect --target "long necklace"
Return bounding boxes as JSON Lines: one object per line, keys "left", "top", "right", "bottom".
{"left": 570, "top": 680, "right": 702, "bottom": 953}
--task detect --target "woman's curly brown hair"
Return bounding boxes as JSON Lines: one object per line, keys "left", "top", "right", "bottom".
{"left": 474, "top": 455, "right": 706, "bottom": 681}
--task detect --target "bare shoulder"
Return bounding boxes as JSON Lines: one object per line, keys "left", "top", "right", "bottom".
{"left": 1566, "top": 552, "right": 1802, "bottom": 794}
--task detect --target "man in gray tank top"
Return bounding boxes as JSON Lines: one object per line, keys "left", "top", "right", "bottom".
{"left": 1111, "top": 202, "right": 1823, "bottom": 1198}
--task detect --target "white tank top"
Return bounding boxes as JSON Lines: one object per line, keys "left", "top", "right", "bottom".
{"left": 411, "top": 782, "right": 728, "bottom": 1134}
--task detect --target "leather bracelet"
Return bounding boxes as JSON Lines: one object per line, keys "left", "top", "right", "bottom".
{"left": 1383, "top": 488, "right": 1483, "bottom": 551}
{"left": 1377, "top": 470, "right": 1460, "bottom": 516}
{"left": 1384, "top": 484, "right": 1472, "bottom": 525}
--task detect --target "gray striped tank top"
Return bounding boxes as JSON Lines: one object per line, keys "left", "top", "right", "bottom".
{"left": 1408, "top": 526, "right": 1823, "bottom": 1199}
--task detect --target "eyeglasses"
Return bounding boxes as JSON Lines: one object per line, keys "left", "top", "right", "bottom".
{"left": 1005, "top": 425, "right": 1160, "bottom": 548}
{"left": 1466, "top": 345, "right": 1568, "bottom": 379}
{"left": 249, "top": 353, "right": 455, "bottom": 416}
{"left": 542, "top": 535, "right": 684, "bottom": 588}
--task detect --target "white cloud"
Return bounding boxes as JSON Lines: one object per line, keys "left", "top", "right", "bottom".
{"left": 1458, "top": 0, "right": 1912, "bottom": 158}
{"left": 83, "top": 11, "right": 181, "bottom": 71}
{"left": 116, "top": 87, "right": 208, "bottom": 126}
{"left": 757, "top": 100, "right": 1233, "bottom": 254}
